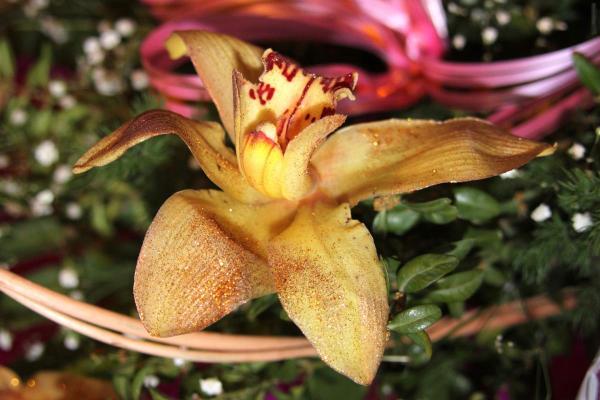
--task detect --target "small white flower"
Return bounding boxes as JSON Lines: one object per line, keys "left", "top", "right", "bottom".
{"left": 49, "top": 80, "right": 67, "bottom": 98}
{"left": 452, "top": 34, "right": 466, "bottom": 50}
{"left": 567, "top": 143, "right": 586, "bottom": 160}
{"left": 25, "top": 342, "right": 44, "bottom": 361}
{"left": 173, "top": 358, "right": 186, "bottom": 367}
{"left": 41, "top": 16, "right": 69, "bottom": 44}
{"left": 99, "top": 30, "right": 121, "bottom": 50}
{"left": 482, "top": 27, "right": 498, "bottom": 45}
{"left": 500, "top": 169, "right": 521, "bottom": 179}
{"left": 536, "top": 17, "right": 554, "bottom": 35}
{"left": 9, "top": 108, "right": 28, "bottom": 126}
{"left": 94, "top": 73, "right": 124, "bottom": 96}
{"left": 53, "top": 164, "right": 72, "bottom": 184}
{"left": 448, "top": 3, "right": 466, "bottom": 16}
{"left": 59, "top": 95, "right": 76, "bottom": 109}
{"left": 130, "top": 69, "right": 149, "bottom": 91}
{"left": 83, "top": 37, "right": 101, "bottom": 54}
{"left": 531, "top": 203, "right": 552, "bottom": 222}
{"left": 200, "top": 378, "right": 223, "bottom": 396}
{"left": 495, "top": 10, "right": 511, "bottom": 25}
{"left": 0, "top": 329, "right": 13, "bottom": 351}
{"left": 30, "top": 189, "right": 54, "bottom": 217}
{"left": 143, "top": 375, "right": 160, "bottom": 388}
{"left": 572, "top": 212, "right": 593, "bottom": 233}
{"left": 115, "top": 18, "right": 136, "bottom": 37}
{"left": 64, "top": 334, "right": 80, "bottom": 350}
{"left": 34, "top": 140, "right": 59, "bottom": 166}
{"left": 65, "top": 202, "right": 83, "bottom": 220}
{"left": 86, "top": 50, "right": 105, "bottom": 65}
{"left": 97, "top": 20, "right": 111, "bottom": 33}
{"left": 58, "top": 268, "right": 79, "bottom": 289}
{"left": 0, "top": 154, "right": 9, "bottom": 169}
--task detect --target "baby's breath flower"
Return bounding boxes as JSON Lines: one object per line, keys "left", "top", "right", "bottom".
{"left": 530, "top": 203, "right": 551, "bottom": 222}
{"left": 572, "top": 212, "right": 593, "bottom": 233}
{"left": 100, "top": 30, "right": 121, "bottom": 50}
{"left": 65, "top": 202, "right": 83, "bottom": 220}
{"left": 130, "top": 69, "right": 149, "bottom": 90}
{"left": 567, "top": 143, "right": 586, "bottom": 160}
{"left": 58, "top": 268, "right": 79, "bottom": 289}
{"left": 115, "top": 18, "right": 136, "bottom": 37}
{"left": 536, "top": 17, "right": 554, "bottom": 35}
{"left": 452, "top": 34, "right": 466, "bottom": 50}
{"left": 25, "top": 342, "right": 44, "bottom": 361}
{"left": 34, "top": 140, "right": 59, "bottom": 166}
{"left": 59, "top": 95, "right": 77, "bottom": 109}
{"left": 53, "top": 164, "right": 72, "bottom": 184}
{"left": 49, "top": 80, "right": 67, "bottom": 98}
{"left": 495, "top": 10, "right": 511, "bottom": 25}
{"left": 9, "top": 108, "right": 28, "bottom": 126}
{"left": 200, "top": 378, "right": 223, "bottom": 396}
{"left": 482, "top": 27, "right": 498, "bottom": 45}
{"left": 0, "top": 329, "right": 13, "bottom": 351}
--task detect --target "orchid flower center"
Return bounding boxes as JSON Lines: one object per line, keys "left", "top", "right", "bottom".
{"left": 234, "top": 50, "right": 357, "bottom": 199}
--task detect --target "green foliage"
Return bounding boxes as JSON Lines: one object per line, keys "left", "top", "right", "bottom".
{"left": 0, "top": 1, "right": 598, "bottom": 399}
{"left": 388, "top": 305, "right": 442, "bottom": 333}
{"left": 423, "top": 270, "right": 484, "bottom": 303}
{"left": 453, "top": 187, "right": 502, "bottom": 223}
{"left": 573, "top": 52, "right": 600, "bottom": 96}
{"left": 396, "top": 254, "right": 459, "bottom": 293}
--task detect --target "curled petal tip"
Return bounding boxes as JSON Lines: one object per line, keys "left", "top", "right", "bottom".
{"left": 165, "top": 33, "right": 187, "bottom": 60}
{"left": 538, "top": 142, "right": 557, "bottom": 157}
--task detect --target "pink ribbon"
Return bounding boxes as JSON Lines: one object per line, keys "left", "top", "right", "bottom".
{"left": 140, "top": 0, "right": 599, "bottom": 139}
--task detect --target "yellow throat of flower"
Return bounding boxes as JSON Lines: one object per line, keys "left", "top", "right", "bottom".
{"left": 234, "top": 50, "right": 357, "bottom": 200}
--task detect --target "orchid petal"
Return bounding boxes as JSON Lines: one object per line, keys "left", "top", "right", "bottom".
{"left": 166, "top": 31, "right": 264, "bottom": 140}
{"left": 73, "top": 109, "right": 267, "bottom": 204}
{"left": 135, "top": 189, "right": 295, "bottom": 337}
{"left": 281, "top": 114, "right": 346, "bottom": 200}
{"left": 233, "top": 51, "right": 356, "bottom": 154}
{"left": 312, "top": 118, "right": 554, "bottom": 204}
{"left": 268, "top": 203, "right": 388, "bottom": 385}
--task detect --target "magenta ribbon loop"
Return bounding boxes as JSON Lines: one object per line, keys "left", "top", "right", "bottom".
{"left": 140, "top": 0, "right": 599, "bottom": 139}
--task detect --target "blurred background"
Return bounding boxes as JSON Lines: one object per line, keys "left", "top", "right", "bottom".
{"left": 0, "top": 0, "right": 599, "bottom": 399}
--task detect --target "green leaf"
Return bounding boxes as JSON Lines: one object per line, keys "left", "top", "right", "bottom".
{"left": 447, "top": 238, "right": 477, "bottom": 260}
{"left": 407, "top": 331, "right": 433, "bottom": 361}
{"left": 397, "top": 254, "right": 459, "bottom": 293}
{"left": 404, "top": 198, "right": 452, "bottom": 213}
{"left": 149, "top": 389, "right": 170, "bottom": 400}
{"left": 112, "top": 375, "right": 131, "bottom": 400}
{"left": 406, "top": 199, "right": 459, "bottom": 225}
{"left": 453, "top": 187, "right": 501, "bottom": 222}
{"left": 0, "top": 39, "right": 15, "bottom": 79}
{"left": 131, "top": 366, "right": 154, "bottom": 400}
{"left": 424, "top": 270, "right": 484, "bottom": 303}
{"left": 483, "top": 266, "right": 506, "bottom": 287}
{"left": 373, "top": 206, "right": 420, "bottom": 235}
{"left": 26, "top": 44, "right": 52, "bottom": 87}
{"left": 388, "top": 305, "right": 442, "bottom": 333}
{"left": 573, "top": 52, "right": 600, "bottom": 95}
{"left": 447, "top": 301, "right": 465, "bottom": 317}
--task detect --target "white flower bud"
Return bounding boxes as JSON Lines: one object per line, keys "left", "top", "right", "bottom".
{"left": 567, "top": 143, "right": 586, "bottom": 160}
{"left": 25, "top": 342, "right": 44, "bottom": 361}
{"left": 482, "top": 27, "right": 498, "bottom": 45}
{"left": 531, "top": 203, "right": 552, "bottom": 222}
{"left": 200, "top": 378, "right": 223, "bottom": 396}
{"left": 130, "top": 69, "right": 149, "bottom": 90}
{"left": 49, "top": 80, "right": 67, "bottom": 98}
{"left": 572, "top": 212, "right": 593, "bottom": 233}
{"left": 65, "top": 202, "right": 83, "bottom": 220}
{"left": 536, "top": 17, "right": 554, "bottom": 35}
{"left": 58, "top": 268, "right": 79, "bottom": 289}
{"left": 53, "top": 164, "right": 72, "bottom": 184}
{"left": 452, "top": 34, "right": 466, "bottom": 50}
{"left": 115, "top": 18, "right": 136, "bottom": 37}
{"left": 34, "top": 140, "right": 59, "bottom": 166}
{"left": 100, "top": 30, "right": 121, "bottom": 50}
{"left": 9, "top": 109, "right": 28, "bottom": 126}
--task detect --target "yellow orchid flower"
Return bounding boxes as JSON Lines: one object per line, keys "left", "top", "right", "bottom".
{"left": 73, "top": 31, "right": 553, "bottom": 385}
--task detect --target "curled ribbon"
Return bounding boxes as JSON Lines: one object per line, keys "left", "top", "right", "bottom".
{"left": 140, "top": 0, "right": 599, "bottom": 139}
